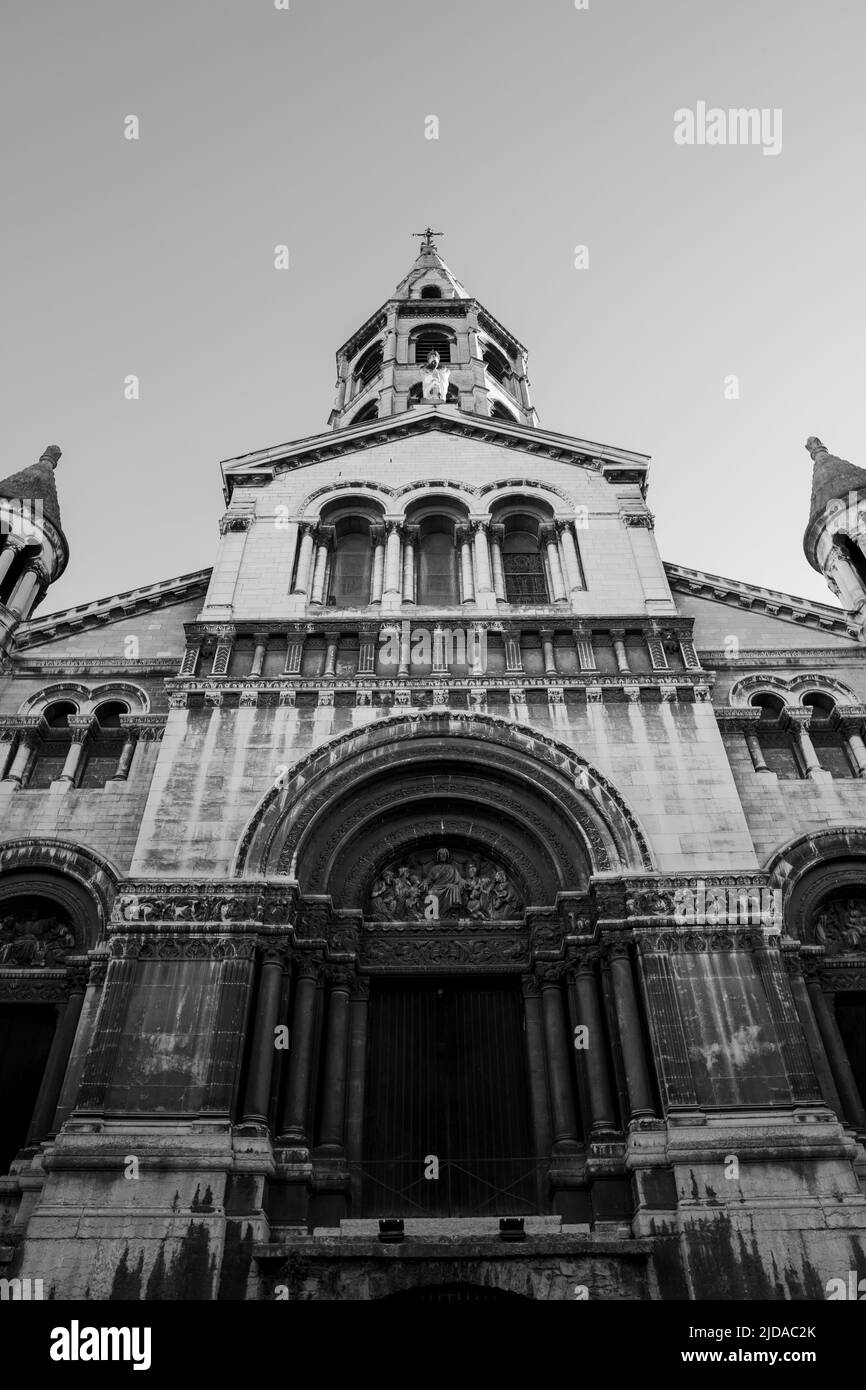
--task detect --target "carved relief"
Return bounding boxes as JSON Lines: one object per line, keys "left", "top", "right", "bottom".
{"left": 0, "top": 910, "right": 76, "bottom": 967}
{"left": 811, "top": 896, "right": 866, "bottom": 953}
{"left": 367, "top": 848, "right": 523, "bottom": 922}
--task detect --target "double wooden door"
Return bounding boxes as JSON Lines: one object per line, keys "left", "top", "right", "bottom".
{"left": 361, "top": 977, "right": 536, "bottom": 1217}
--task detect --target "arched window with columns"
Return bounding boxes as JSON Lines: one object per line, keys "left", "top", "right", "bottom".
{"left": 26, "top": 700, "right": 77, "bottom": 788}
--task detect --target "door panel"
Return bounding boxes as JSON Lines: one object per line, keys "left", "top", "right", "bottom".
{"left": 362, "top": 978, "right": 535, "bottom": 1217}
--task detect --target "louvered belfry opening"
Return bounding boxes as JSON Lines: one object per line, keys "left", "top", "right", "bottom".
{"left": 360, "top": 976, "right": 537, "bottom": 1218}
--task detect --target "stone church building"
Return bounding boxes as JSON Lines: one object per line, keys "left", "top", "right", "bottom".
{"left": 1, "top": 235, "right": 865, "bottom": 1301}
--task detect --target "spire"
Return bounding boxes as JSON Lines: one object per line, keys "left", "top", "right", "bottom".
{"left": 329, "top": 234, "right": 537, "bottom": 431}
{"left": 0, "top": 445, "right": 64, "bottom": 533}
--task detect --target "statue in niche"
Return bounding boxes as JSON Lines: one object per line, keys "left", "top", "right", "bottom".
{"left": 0, "top": 910, "right": 75, "bottom": 967}
{"left": 366, "top": 847, "right": 523, "bottom": 922}
{"left": 813, "top": 896, "right": 866, "bottom": 952}
{"left": 421, "top": 349, "right": 450, "bottom": 403}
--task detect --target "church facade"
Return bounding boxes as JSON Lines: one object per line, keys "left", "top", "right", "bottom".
{"left": 1, "top": 235, "right": 865, "bottom": 1301}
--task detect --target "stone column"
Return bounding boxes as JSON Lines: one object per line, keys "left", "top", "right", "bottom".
{"left": 646, "top": 629, "right": 669, "bottom": 670}
{"left": 7, "top": 561, "right": 45, "bottom": 619}
{"left": 251, "top": 632, "right": 270, "bottom": 676}
{"left": 457, "top": 525, "right": 475, "bottom": 603}
{"left": 504, "top": 627, "right": 523, "bottom": 674}
{"left": 179, "top": 642, "right": 201, "bottom": 677}
{"left": 280, "top": 521, "right": 300, "bottom": 593}
{"left": 397, "top": 619, "right": 412, "bottom": 679}
{"left": 284, "top": 628, "right": 306, "bottom": 675}
{"left": 109, "top": 730, "right": 139, "bottom": 782}
{"left": 310, "top": 526, "right": 334, "bottom": 606}
{"left": 540, "top": 628, "right": 558, "bottom": 676}
{"left": 521, "top": 977, "right": 553, "bottom": 1159}
{"left": 317, "top": 968, "right": 353, "bottom": 1154}
{"left": 346, "top": 977, "right": 370, "bottom": 1202}
{"left": 787, "top": 963, "right": 844, "bottom": 1117}
{"left": 26, "top": 967, "right": 88, "bottom": 1145}
{"left": 471, "top": 520, "right": 494, "bottom": 600}
{"left": 745, "top": 729, "right": 770, "bottom": 773}
{"left": 370, "top": 525, "right": 386, "bottom": 604}
{"left": 567, "top": 957, "right": 617, "bottom": 1135}
{"left": 323, "top": 633, "right": 339, "bottom": 678}
{"left": 558, "top": 521, "right": 584, "bottom": 592}
{"left": 573, "top": 626, "right": 597, "bottom": 671}
{"left": 832, "top": 707, "right": 866, "bottom": 777}
{"left": 358, "top": 625, "right": 377, "bottom": 676}
{"left": 53, "top": 953, "right": 108, "bottom": 1131}
{"left": 292, "top": 523, "right": 317, "bottom": 595}
{"left": 490, "top": 524, "right": 507, "bottom": 601}
{"left": 607, "top": 942, "right": 656, "bottom": 1120}
{"left": 402, "top": 525, "right": 417, "bottom": 604}
{"left": 210, "top": 627, "right": 234, "bottom": 676}
{"left": 277, "top": 960, "right": 320, "bottom": 1146}
{"left": 610, "top": 629, "right": 630, "bottom": 674}
{"left": 540, "top": 968, "right": 581, "bottom": 1153}
{"left": 241, "top": 945, "right": 286, "bottom": 1127}
{"left": 0, "top": 535, "right": 28, "bottom": 589}
{"left": 806, "top": 975, "right": 866, "bottom": 1129}
{"left": 785, "top": 710, "right": 823, "bottom": 780}
{"left": 55, "top": 717, "right": 93, "bottom": 787}
{"left": 0, "top": 731, "right": 15, "bottom": 781}
{"left": 432, "top": 624, "right": 448, "bottom": 674}
{"left": 541, "top": 524, "right": 566, "bottom": 602}
{"left": 383, "top": 522, "right": 403, "bottom": 604}
{"left": 5, "top": 727, "right": 36, "bottom": 784}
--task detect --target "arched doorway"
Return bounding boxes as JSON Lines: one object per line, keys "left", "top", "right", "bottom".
{"left": 0, "top": 892, "right": 77, "bottom": 1171}
{"left": 768, "top": 832, "right": 866, "bottom": 1134}
{"left": 237, "top": 715, "right": 653, "bottom": 1229}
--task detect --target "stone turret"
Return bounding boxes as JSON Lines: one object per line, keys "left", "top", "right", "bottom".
{"left": 0, "top": 445, "right": 68, "bottom": 655}
{"left": 329, "top": 230, "right": 538, "bottom": 430}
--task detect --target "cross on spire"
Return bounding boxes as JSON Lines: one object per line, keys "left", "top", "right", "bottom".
{"left": 412, "top": 226, "right": 444, "bottom": 250}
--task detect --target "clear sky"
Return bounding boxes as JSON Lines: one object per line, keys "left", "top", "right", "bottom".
{"left": 3, "top": 0, "right": 865, "bottom": 612}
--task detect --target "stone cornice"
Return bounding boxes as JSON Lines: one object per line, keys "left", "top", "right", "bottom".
{"left": 665, "top": 561, "right": 859, "bottom": 638}
{"left": 698, "top": 647, "right": 866, "bottom": 665}
{"left": 221, "top": 410, "right": 651, "bottom": 502}
{"left": 9, "top": 568, "right": 212, "bottom": 652}
{"left": 164, "top": 673, "right": 713, "bottom": 711}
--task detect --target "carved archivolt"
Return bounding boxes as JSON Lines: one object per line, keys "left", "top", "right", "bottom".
{"left": 729, "top": 673, "right": 857, "bottom": 708}
{"left": 233, "top": 712, "right": 652, "bottom": 886}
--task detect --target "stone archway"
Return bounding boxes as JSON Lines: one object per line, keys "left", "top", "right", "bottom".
{"left": 234, "top": 711, "right": 653, "bottom": 884}
{"left": 0, "top": 840, "right": 118, "bottom": 1174}
{"left": 766, "top": 829, "right": 866, "bottom": 1133}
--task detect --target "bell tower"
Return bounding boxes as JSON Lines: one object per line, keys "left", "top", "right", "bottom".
{"left": 803, "top": 435, "right": 866, "bottom": 633}
{"left": 329, "top": 230, "right": 538, "bottom": 430}
{"left": 0, "top": 445, "right": 68, "bottom": 656}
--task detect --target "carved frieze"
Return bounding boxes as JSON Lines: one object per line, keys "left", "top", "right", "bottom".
{"left": 367, "top": 847, "right": 523, "bottom": 923}
{"left": 0, "top": 910, "right": 76, "bottom": 967}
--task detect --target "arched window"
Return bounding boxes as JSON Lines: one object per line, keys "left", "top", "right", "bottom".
{"left": 501, "top": 521, "right": 548, "bottom": 603}
{"left": 355, "top": 342, "right": 383, "bottom": 389}
{"left": 79, "top": 701, "right": 128, "bottom": 788}
{"left": 330, "top": 519, "right": 374, "bottom": 608}
{"left": 351, "top": 401, "right": 379, "bottom": 425}
{"left": 490, "top": 400, "right": 519, "bottom": 423}
{"left": 420, "top": 285, "right": 442, "bottom": 299}
{"left": 802, "top": 692, "right": 855, "bottom": 778}
{"left": 748, "top": 694, "right": 800, "bottom": 778}
{"left": 27, "top": 700, "right": 77, "bottom": 788}
{"left": 417, "top": 519, "right": 460, "bottom": 604}
{"left": 834, "top": 533, "right": 866, "bottom": 589}
{"left": 483, "top": 344, "right": 510, "bottom": 385}
{"left": 414, "top": 330, "right": 452, "bottom": 365}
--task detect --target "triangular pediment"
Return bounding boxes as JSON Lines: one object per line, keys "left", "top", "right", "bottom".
{"left": 221, "top": 407, "right": 650, "bottom": 501}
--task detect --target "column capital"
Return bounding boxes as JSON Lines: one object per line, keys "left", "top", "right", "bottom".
{"left": 66, "top": 715, "right": 96, "bottom": 744}
{"left": 298, "top": 519, "right": 318, "bottom": 538}
{"left": 831, "top": 704, "right": 866, "bottom": 734}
